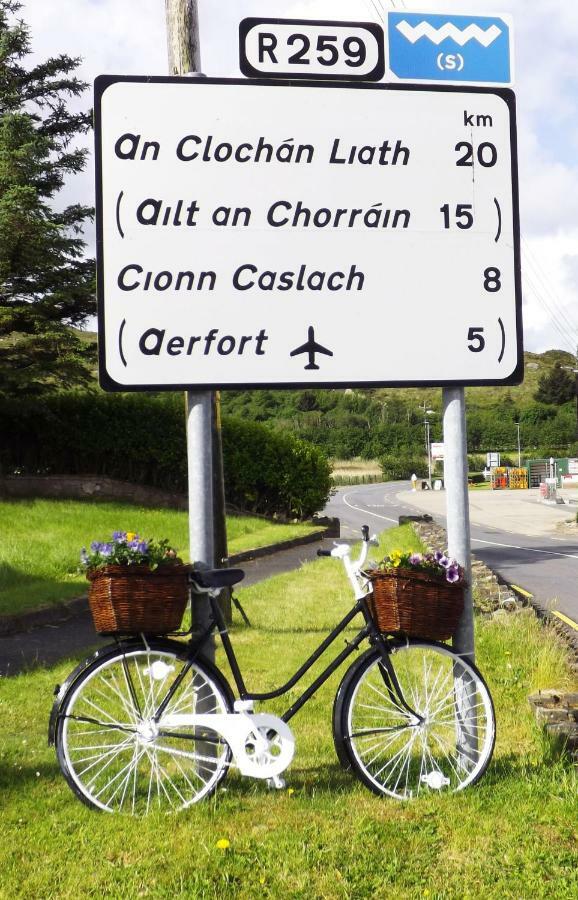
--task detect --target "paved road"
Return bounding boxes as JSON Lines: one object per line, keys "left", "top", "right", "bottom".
{"left": 325, "top": 481, "right": 578, "bottom": 627}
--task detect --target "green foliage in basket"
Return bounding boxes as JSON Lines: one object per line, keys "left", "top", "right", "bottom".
{"left": 374, "top": 549, "right": 465, "bottom": 585}
{"left": 80, "top": 531, "right": 181, "bottom": 573}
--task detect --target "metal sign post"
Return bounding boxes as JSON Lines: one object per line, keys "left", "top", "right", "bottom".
{"left": 443, "top": 388, "right": 474, "bottom": 661}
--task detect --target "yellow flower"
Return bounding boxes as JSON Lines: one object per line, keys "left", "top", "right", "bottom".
{"left": 287, "top": 787, "right": 295, "bottom": 796}
{"left": 216, "top": 838, "right": 230, "bottom": 850}
{"left": 126, "top": 532, "right": 136, "bottom": 542}
{"left": 389, "top": 550, "right": 403, "bottom": 567}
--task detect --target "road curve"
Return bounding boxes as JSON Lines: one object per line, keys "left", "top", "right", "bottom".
{"left": 324, "top": 481, "right": 578, "bottom": 628}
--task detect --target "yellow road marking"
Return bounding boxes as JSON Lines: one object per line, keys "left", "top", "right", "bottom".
{"left": 510, "top": 583, "right": 578, "bottom": 631}
{"left": 510, "top": 584, "right": 533, "bottom": 599}
{"left": 551, "top": 610, "right": 578, "bottom": 632}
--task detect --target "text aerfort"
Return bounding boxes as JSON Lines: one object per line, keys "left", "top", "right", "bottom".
{"left": 115, "top": 134, "right": 411, "bottom": 167}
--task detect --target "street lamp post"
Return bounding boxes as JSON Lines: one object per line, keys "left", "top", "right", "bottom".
{"left": 515, "top": 422, "right": 521, "bottom": 467}
{"left": 423, "top": 410, "right": 435, "bottom": 488}
{"left": 424, "top": 419, "right": 432, "bottom": 487}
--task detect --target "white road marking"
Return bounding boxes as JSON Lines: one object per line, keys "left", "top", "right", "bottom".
{"left": 472, "top": 537, "right": 578, "bottom": 561}
{"left": 342, "top": 492, "right": 398, "bottom": 524}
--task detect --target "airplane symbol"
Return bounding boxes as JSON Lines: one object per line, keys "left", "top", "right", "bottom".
{"left": 289, "top": 326, "right": 333, "bottom": 370}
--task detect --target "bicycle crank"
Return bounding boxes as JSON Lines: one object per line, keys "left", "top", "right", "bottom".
{"left": 160, "top": 711, "right": 295, "bottom": 779}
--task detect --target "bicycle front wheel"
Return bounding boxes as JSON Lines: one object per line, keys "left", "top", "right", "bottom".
{"left": 54, "top": 640, "right": 233, "bottom": 814}
{"left": 333, "top": 642, "right": 495, "bottom": 799}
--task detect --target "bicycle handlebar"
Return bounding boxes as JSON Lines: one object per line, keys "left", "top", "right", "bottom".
{"left": 316, "top": 526, "right": 375, "bottom": 567}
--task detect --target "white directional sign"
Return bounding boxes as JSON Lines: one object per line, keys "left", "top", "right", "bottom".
{"left": 95, "top": 77, "right": 522, "bottom": 391}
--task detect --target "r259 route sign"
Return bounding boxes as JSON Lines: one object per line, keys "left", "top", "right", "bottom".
{"left": 94, "top": 76, "right": 522, "bottom": 392}
{"left": 239, "top": 18, "right": 385, "bottom": 81}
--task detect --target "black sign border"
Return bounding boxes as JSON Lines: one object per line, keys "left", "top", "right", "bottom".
{"left": 238, "top": 17, "right": 385, "bottom": 82}
{"left": 94, "top": 76, "right": 523, "bottom": 393}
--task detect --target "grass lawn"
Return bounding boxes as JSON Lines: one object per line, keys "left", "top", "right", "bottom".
{"left": 0, "top": 526, "right": 576, "bottom": 897}
{"left": 0, "top": 500, "right": 320, "bottom": 617}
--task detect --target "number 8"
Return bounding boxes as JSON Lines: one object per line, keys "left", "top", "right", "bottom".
{"left": 484, "top": 267, "right": 501, "bottom": 292}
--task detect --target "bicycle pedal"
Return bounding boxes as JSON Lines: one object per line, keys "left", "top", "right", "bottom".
{"left": 266, "top": 776, "right": 286, "bottom": 790}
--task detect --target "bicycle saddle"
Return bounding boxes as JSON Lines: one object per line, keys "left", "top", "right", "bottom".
{"left": 190, "top": 568, "right": 245, "bottom": 589}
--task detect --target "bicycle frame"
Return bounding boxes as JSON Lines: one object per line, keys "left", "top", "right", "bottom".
{"left": 152, "top": 543, "right": 422, "bottom": 727}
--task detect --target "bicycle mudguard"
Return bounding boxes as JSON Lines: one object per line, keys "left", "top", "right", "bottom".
{"left": 47, "top": 637, "right": 188, "bottom": 745}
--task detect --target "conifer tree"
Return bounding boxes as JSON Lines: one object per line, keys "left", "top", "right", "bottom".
{"left": 534, "top": 361, "right": 575, "bottom": 405}
{"left": 0, "top": 0, "right": 95, "bottom": 397}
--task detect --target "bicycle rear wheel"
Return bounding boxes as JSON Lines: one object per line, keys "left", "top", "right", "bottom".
{"left": 333, "top": 641, "right": 495, "bottom": 799}
{"left": 54, "top": 640, "right": 233, "bottom": 814}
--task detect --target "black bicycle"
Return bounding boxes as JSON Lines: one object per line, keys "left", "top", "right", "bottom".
{"left": 49, "top": 528, "right": 495, "bottom": 814}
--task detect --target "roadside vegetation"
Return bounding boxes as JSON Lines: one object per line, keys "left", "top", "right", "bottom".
{"left": 0, "top": 500, "right": 320, "bottom": 617}
{"left": 221, "top": 350, "right": 578, "bottom": 464}
{"left": 1, "top": 525, "right": 576, "bottom": 897}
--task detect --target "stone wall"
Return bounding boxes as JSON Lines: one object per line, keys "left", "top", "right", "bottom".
{"left": 528, "top": 690, "right": 578, "bottom": 762}
{"left": 408, "top": 518, "right": 517, "bottom": 613}
{"left": 0, "top": 475, "right": 188, "bottom": 510}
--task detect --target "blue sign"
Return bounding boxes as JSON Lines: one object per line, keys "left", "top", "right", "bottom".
{"left": 388, "top": 12, "right": 511, "bottom": 84}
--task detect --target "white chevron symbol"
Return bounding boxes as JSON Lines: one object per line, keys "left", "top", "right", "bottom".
{"left": 396, "top": 21, "right": 502, "bottom": 48}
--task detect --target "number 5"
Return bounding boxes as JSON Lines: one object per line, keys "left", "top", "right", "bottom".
{"left": 467, "top": 327, "right": 485, "bottom": 352}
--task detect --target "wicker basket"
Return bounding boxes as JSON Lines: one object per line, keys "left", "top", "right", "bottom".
{"left": 86, "top": 565, "right": 190, "bottom": 634}
{"left": 365, "top": 567, "right": 464, "bottom": 641}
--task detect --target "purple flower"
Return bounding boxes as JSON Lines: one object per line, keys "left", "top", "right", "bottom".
{"left": 136, "top": 541, "right": 149, "bottom": 554}
{"left": 438, "top": 555, "right": 450, "bottom": 568}
{"left": 99, "top": 543, "right": 114, "bottom": 557}
{"left": 90, "top": 541, "right": 102, "bottom": 552}
{"left": 112, "top": 531, "right": 126, "bottom": 542}
{"left": 434, "top": 550, "right": 444, "bottom": 563}
{"left": 446, "top": 565, "right": 460, "bottom": 583}
{"left": 409, "top": 553, "right": 423, "bottom": 566}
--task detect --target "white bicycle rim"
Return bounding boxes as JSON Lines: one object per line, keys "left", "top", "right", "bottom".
{"left": 345, "top": 642, "right": 495, "bottom": 799}
{"left": 59, "top": 648, "right": 230, "bottom": 814}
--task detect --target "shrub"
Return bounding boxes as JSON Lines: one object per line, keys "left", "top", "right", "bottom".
{"left": 222, "top": 418, "right": 332, "bottom": 518}
{"left": 379, "top": 452, "right": 426, "bottom": 482}
{"left": 468, "top": 454, "right": 487, "bottom": 471}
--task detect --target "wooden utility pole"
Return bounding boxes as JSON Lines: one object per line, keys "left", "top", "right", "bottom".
{"left": 166, "top": 0, "right": 201, "bottom": 76}
{"left": 165, "top": 0, "right": 231, "bottom": 649}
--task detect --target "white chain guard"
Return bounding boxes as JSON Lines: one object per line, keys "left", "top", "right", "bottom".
{"left": 160, "top": 712, "right": 295, "bottom": 779}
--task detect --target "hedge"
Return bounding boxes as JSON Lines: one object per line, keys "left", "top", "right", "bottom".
{"left": 379, "top": 452, "right": 426, "bottom": 482}
{"left": 0, "top": 393, "right": 332, "bottom": 519}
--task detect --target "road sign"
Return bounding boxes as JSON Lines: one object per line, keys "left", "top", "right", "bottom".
{"left": 95, "top": 76, "right": 522, "bottom": 391}
{"left": 431, "top": 443, "right": 445, "bottom": 460}
{"left": 239, "top": 18, "right": 385, "bottom": 82}
{"left": 388, "top": 12, "right": 513, "bottom": 84}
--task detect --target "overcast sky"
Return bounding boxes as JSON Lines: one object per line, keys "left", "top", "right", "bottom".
{"left": 23, "top": 0, "right": 578, "bottom": 355}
